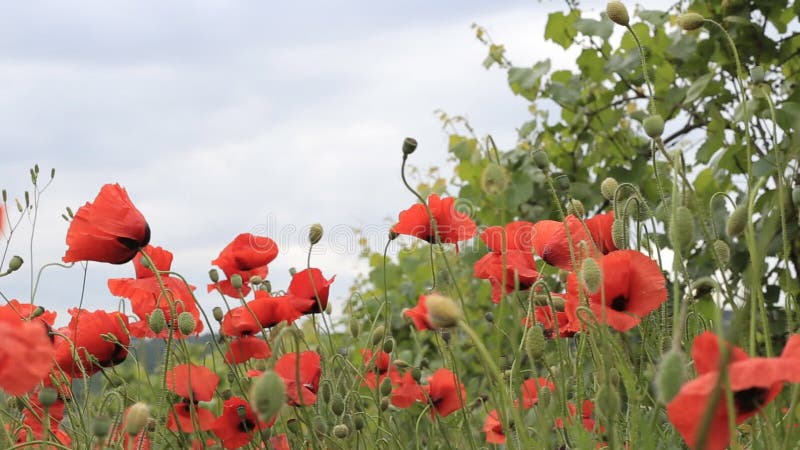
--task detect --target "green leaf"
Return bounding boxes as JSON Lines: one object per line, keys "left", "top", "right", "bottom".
{"left": 684, "top": 73, "right": 713, "bottom": 105}
{"left": 638, "top": 10, "right": 669, "bottom": 27}
{"left": 507, "top": 60, "right": 550, "bottom": 101}
{"left": 575, "top": 18, "right": 613, "bottom": 40}
{"left": 545, "top": 10, "right": 580, "bottom": 49}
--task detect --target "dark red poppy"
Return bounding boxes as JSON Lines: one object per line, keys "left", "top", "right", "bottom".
{"left": 474, "top": 222, "right": 539, "bottom": 303}
{"left": 0, "top": 299, "right": 56, "bottom": 326}
{"left": 0, "top": 315, "right": 54, "bottom": 396}
{"left": 523, "top": 303, "right": 578, "bottom": 338}
{"left": 226, "top": 336, "right": 272, "bottom": 364}
{"left": 212, "top": 396, "right": 273, "bottom": 449}
{"left": 63, "top": 183, "right": 150, "bottom": 264}
{"left": 565, "top": 250, "right": 667, "bottom": 332}
{"left": 287, "top": 268, "right": 336, "bottom": 314}
{"left": 53, "top": 308, "right": 130, "bottom": 378}
{"left": 667, "top": 332, "right": 800, "bottom": 450}
{"left": 584, "top": 211, "right": 617, "bottom": 254}
{"left": 208, "top": 233, "right": 279, "bottom": 298}
{"left": 108, "top": 245, "right": 202, "bottom": 339}
{"left": 275, "top": 351, "right": 322, "bottom": 406}
{"left": 392, "top": 370, "right": 425, "bottom": 408}
{"left": 392, "top": 194, "right": 477, "bottom": 245}
{"left": 166, "top": 363, "right": 220, "bottom": 402}
{"left": 167, "top": 400, "right": 217, "bottom": 432}
{"left": 424, "top": 368, "right": 466, "bottom": 417}
{"left": 221, "top": 291, "right": 301, "bottom": 337}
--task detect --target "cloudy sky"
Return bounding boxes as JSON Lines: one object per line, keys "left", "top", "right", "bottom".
{"left": 0, "top": 0, "right": 666, "bottom": 326}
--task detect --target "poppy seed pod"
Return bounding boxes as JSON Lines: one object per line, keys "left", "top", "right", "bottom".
{"left": 726, "top": 205, "right": 748, "bottom": 237}
{"left": 669, "top": 206, "right": 695, "bottom": 250}
{"left": 380, "top": 377, "right": 393, "bottom": 396}
{"left": 250, "top": 370, "right": 286, "bottom": 421}
{"left": 349, "top": 319, "right": 360, "bottom": 338}
{"left": 566, "top": 199, "right": 585, "bottom": 218}
{"left": 643, "top": 115, "right": 665, "bottom": 138}
{"left": 38, "top": 387, "right": 58, "bottom": 407}
{"left": 309, "top": 223, "right": 323, "bottom": 245}
{"left": 125, "top": 403, "right": 150, "bottom": 436}
{"left": 148, "top": 309, "right": 166, "bottom": 335}
{"left": 655, "top": 349, "right": 686, "bottom": 404}
{"left": 212, "top": 306, "right": 224, "bottom": 322}
{"left": 230, "top": 274, "right": 243, "bottom": 290}
{"left": 712, "top": 239, "right": 730, "bottom": 268}
{"left": 600, "top": 177, "right": 619, "bottom": 201}
{"left": 208, "top": 268, "right": 220, "bottom": 283}
{"left": 525, "top": 325, "right": 546, "bottom": 359}
{"left": 333, "top": 423, "right": 350, "bottom": 439}
{"left": 532, "top": 151, "right": 549, "bottom": 170}
{"left": 606, "top": 1, "right": 629, "bottom": 26}
{"left": 371, "top": 325, "right": 385, "bottom": 346}
{"left": 425, "top": 293, "right": 462, "bottom": 328}
{"left": 177, "top": 311, "right": 196, "bottom": 335}
{"left": 402, "top": 137, "right": 418, "bottom": 155}
{"left": 382, "top": 338, "right": 394, "bottom": 354}
{"left": 7, "top": 255, "right": 23, "bottom": 272}
{"left": 678, "top": 12, "right": 704, "bottom": 31}
{"left": 555, "top": 175, "right": 571, "bottom": 191}
{"left": 581, "top": 258, "right": 602, "bottom": 293}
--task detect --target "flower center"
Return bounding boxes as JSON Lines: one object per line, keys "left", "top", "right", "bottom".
{"left": 238, "top": 418, "right": 256, "bottom": 432}
{"left": 610, "top": 295, "right": 628, "bottom": 312}
{"left": 734, "top": 387, "right": 769, "bottom": 413}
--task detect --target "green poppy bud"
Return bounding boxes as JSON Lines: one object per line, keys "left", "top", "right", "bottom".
{"left": 792, "top": 187, "right": 800, "bottom": 209}
{"left": 349, "top": 319, "right": 360, "bottom": 338}
{"left": 148, "top": 309, "right": 166, "bottom": 335}
{"left": 93, "top": 416, "right": 111, "bottom": 438}
{"left": 380, "top": 377, "right": 393, "bottom": 397}
{"left": 7, "top": 255, "right": 23, "bottom": 272}
{"left": 331, "top": 395, "right": 345, "bottom": 416}
{"left": 566, "top": 199, "right": 585, "bottom": 218}
{"left": 612, "top": 217, "right": 628, "bottom": 249}
{"left": 712, "top": 240, "right": 730, "bottom": 268}
{"left": 426, "top": 293, "right": 462, "bottom": 328}
{"left": 601, "top": 177, "right": 619, "bottom": 201}
{"left": 606, "top": 1, "right": 630, "bottom": 26}
{"left": 669, "top": 206, "right": 695, "bottom": 250}
{"left": 678, "top": 12, "right": 705, "bottom": 31}
{"left": 532, "top": 151, "right": 549, "bottom": 170}
{"left": 726, "top": 205, "right": 748, "bottom": 237}
{"left": 212, "top": 306, "right": 224, "bottom": 322}
{"left": 555, "top": 175, "right": 570, "bottom": 191}
{"left": 525, "top": 325, "right": 546, "bottom": 359}
{"left": 230, "top": 274, "right": 243, "bottom": 290}
{"left": 177, "top": 311, "right": 196, "bottom": 335}
{"left": 250, "top": 370, "right": 285, "bottom": 421}
{"left": 371, "top": 325, "right": 385, "bottom": 346}
{"left": 38, "top": 387, "right": 58, "bottom": 407}
{"left": 125, "top": 403, "right": 150, "bottom": 436}
{"left": 380, "top": 396, "right": 390, "bottom": 411}
{"left": 655, "top": 349, "right": 687, "bottom": 404}
{"left": 333, "top": 423, "right": 350, "bottom": 439}
{"left": 309, "top": 223, "right": 324, "bottom": 245}
{"left": 287, "top": 419, "right": 301, "bottom": 434}
{"left": 353, "top": 414, "right": 365, "bottom": 431}
{"left": 581, "top": 258, "right": 602, "bottom": 293}
{"left": 382, "top": 338, "right": 394, "bottom": 354}
{"left": 484, "top": 312, "right": 495, "bottom": 323}
{"left": 313, "top": 416, "right": 327, "bottom": 435}
{"left": 208, "top": 268, "right": 220, "bottom": 283}
{"left": 643, "top": 115, "right": 665, "bottom": 138}
{"left": 402, "top": 137, "right": 418, "bottom": 155}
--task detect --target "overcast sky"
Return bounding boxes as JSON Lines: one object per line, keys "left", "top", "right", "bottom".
{"left": 0, "top": 0, "right": 669, "bottom": 326}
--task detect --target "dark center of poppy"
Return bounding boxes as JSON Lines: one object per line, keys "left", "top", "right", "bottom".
{"left": 117, "top": 223, "right": 151, "bottom": 250}
{"left": 734, "top": 387, "right": 769, "bottom": 413}
{"left": 99, "top": 343, "right": 128, "bottom": 368}
{"left": 610, "top": 295, "right": 628, "bottom": 312}
{"left": 238, "top": 418, "right": 256, "bottom": 432}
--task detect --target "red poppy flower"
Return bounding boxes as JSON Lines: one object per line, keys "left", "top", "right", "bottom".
{"left": 166, "top": 363, "right": 220, "bottom": 402}
{"left": 392, "top": 194, "right": 477, "bottom": 245}
{"left": 0, "top": 299, "right": 57, "bottom": 326}
{"left": 167, "top": 400, "right": 217, "bottom": 432}
{"left": 53, "top": 308, "right": 130, "bottom": 378}
{"left": 269, "top": 434, "right": 291, "bottom": 450}
{"left": 361, "top": 349, "right": 399, "bottom": 389}
{"left": 221, "top": 291, "right": 301, "bottom": 337}
{"left": 667, "top": 332, "right": 800, "bottom": 450}
{"left": 392, "top": 370, "right": 426, "bottom": 408}
{"left": 212, "top": 396, "right": 273, "bottom": 449}
{"left": 63, "top": 183, "right": 151, "bottom": 264}
{"left": 0, "top": 315, "right": 54, "bottom": 396}
{"left": 556, "top": 400, "right": 602, "bottom": 432}
{"left": 287, "top": 268, "right": 336, "bottom": 314}
{"left": 405, "top": 294, "right": 455, "bottom": 331}
{"left": 226, "top": 336, "right": 272, "bottom": 364}
{"left": 523, "top": 303, "right": 578, "bottom": 338}
{"left": 208, "top": 233, "right": 279, "bottom": 297}
{"left": 483, "top": 409, "right": 505, "bottom": 444}
{"left": 108, "top": 245, "right": 202, "bottom": 339}
{"left": 565, "top": 250, "right": 667, "bottom": 332}
{"left": 482, "top": 377, "right": 554, "bottom": 443}
{"left": 275, "top": 350, "right": 322, "bottom": 406}
{"left": 584, "top": 211, "right": 617, "bottom": 255}
{"left": 474, "top": 222, "right": 539, "bottom": 303}
{"left": 531, "top": 215, "right": 596, "bottom": 270}
{"left": 424, "top": 368, "right": 466, "bottom": 417}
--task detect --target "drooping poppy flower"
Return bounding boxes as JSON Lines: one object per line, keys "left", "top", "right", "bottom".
{"left": 391, "top": 370, "right": 426, "bottom": 408}
{"left": 108, "top": 245, "right": 202, "bottom": 339}
{"left": 0, "top": 299, "right": 57, "bottom": 327}
{"left": 221, "top": 291, "right": 301, "bottom": 337}
{"left": 474, "top": 221, "right": 539, "bottom": 303}
{"left": 208, "top": 233, "right": 279, "bottom": 297}
{"left": 287, "top": 268, "right": 336, "bottom": 314}
{"left": 523, "top": 303, "right": 579, "bottom": 338}
{"left": 483, "top": 377, "right": 555, "bottom": 443}
{"left": 424, "top": 368, "right": 466, "bottom": 417}
{"left": 666, "top": 332, "right": 800, "bottom": 450}
{"left": 392, "top": 194, "right": 477, "bottom": 245}
{"left": 167, "top": 400, "right": 217, "bottom": 432}
{"left": 275, "top": 350, "right": 322, "bottom": 406}
{"left": 565, "top": 250, "right": 667, "bottom": 332}
{"left": 166, "top": 363, "right": 220, "bottom": 402}
{"left": 63, "top": 183, "right": 151, "bottom": 264}
{"left": 0, "top": 315, "right": 54, "bottom": 396}
{"left": 531, "top": 215, "right": 595, "bottom": 270}
{"left": 53, "top": 308, "right": 130, "bottom": 378}
{"left": 212, "top": 396, "right": 274, "bottom": 449}
{"left": 226, "top": 336, "right": 272, "bottom": 364}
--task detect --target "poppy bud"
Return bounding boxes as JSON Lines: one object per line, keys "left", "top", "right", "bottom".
{"left": 596, "top": 385, "right": 620, "bottom": 418}
{"left": 333, "top": 423, "right": 350, "bottom": 439}
{"left": 349, "top": 320, "right": 360, "bottom": 338}
{"left": 792, "top": 187, "right": 800, "bottom": 209}
{"left": 691, "top": 277, "right": 717, "bottom": 298}
{"left": 393, "top": 359, "right": 410, "bottom": 368}
{"left": 538, "top": 386, "right": 552, "bottom": 409}
{"left": 643, "top": 115, "right": 665, "bottom": 138}
{"left": 287, "top": 419, "right": 301, "bottom": 434}
{"left": 484, "top": 312, "right": 495, "bottom": 323}
{"left": 712, "top": 239, "right": 730, "bottom": 268}
{"left": 669, "top": 206, "right": 695, "bottom": 250}
{"left": 353, "top": 414, "right": 365, "bottom": 431}
{"left": 555, "top": 175, "right": 570, "bottom": 191}
{"left": 382, "top": 338, "right": 394, "bottom": 354}
{"left": 606, "top": 1, "right": 629, "bottom": 26}
{"left": 411, "top": 367, "right": 422, "bottom": 382}
{"left": 726, "top": 205, "right": 748, "bottom": 237}
{"left": 678, "top": 12, "right": 704, "bottom": 31}
{"left": 230, "top": 274, "right": 243, "bottom": 290}
{"left": 380, "top": 377, "right": 393, "bottom": 397}
{"left": 655, "top": 349, "right": 686, "bottom": 404}
{"left": 441, "top": 329, "right": 451, "bottom": 343}
{"left": 426, "top": 294, "right": 462, "bottom": 328}
{"left": 601, "top": 177, "right": 619, "bottom": 201}
{"left": 525, "top": 325, "right": 546, "bottom": 359}
{"left": 313, "top": 416, "right": 328, "bottom": 434}
{"left": 532, "top": 151, "right": 549, "bottom": 170}
{"left": 250, "top": 370, "right": 285, "bottom": 421}
{"left": 750, "top": 66, "right": 765, "bottom": 84}
{"left": 249, "top": 275, "right": 263, "bottom": 286}
{"left": 177, "top": 312, "right": 196, "bottom": 335}
{"left": 38, "top": 387, "right": 58, "bottom": 407}
{"left": 566, "top": 199, "right": 585, "bottom": 218}
{"left": 380, "top": 397, "right": 390, "bottom": 411}
{"left": 221, "top": 389, "right": 232, "bottom": 400}
{"left": 581, "top": 258, "right": 602, "bottom": 293}
{"left": 309, "top": 223, "right": 324, "bottom": 245}
{"left": 371, "top": 325, "right": 385, "bottom": 346}
{"left": 125, "top": 403, "right": 150, "bottom": 436}
{"left": 148, "top": 309, "right": 166, "bottom": 335}
{"left": 402, "top": 137, "right": 418, "bottom": 155}
{"left": 331, "top": 394, "right": 345, "bottom": 416}
{"left": 212, "top": 306, "right": 224, "bottom": 322}
{"left": 30, "top": 306, "right": 45, "bottom": 319}
{"left": 7, "top": 255, "right": 23, "bottom": 272}
{"left": 93, "top": 416, "right": 111, "bottom": 438}
{"left": 208, "top": 268, "right": 220, "bottom": 283}
{"left": 612, "top": 217, "right": 628, "bottom": 249}
{"left": 481, "top": 163, "right": 509, "bottom": 196}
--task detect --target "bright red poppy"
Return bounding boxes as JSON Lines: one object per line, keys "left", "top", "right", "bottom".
{"left": 167, "top": 401, "right": 217, "bottom": 432}
{"left": 166, "top": 363, "right": 220, "bottom": 402}
{"left": 0, "top": 316, "right": 54, "bottom": 396}
{"left": 361, "top": 349, "right": 399, "bottom": 389}
{"left": 531, "top": 215, "right": 594, "bottom": 270}
{"left": 424, "top": 368, "right": 466, "bottom": 417}
{"left": 287, "top": 268, "right": 336, "bottom": 314}
{"left": 53, "top": 308, "right": 130, "bottom": 378}
{"left": 556, "top": 399, "right": 602, "bottom": 432}
{"left": 226, "top": 336, "right": 272, "bottom": 364}
{"left": 392, "top": 194, "right": 477, "bottom": 245}
{"left": 208, "top": 233, "right": 279, "bottom": 298}
{"left": 212, "top": 396, "right": 273, "bottom": 449}
{"left": 667, "top": 332, "right": 800, "bottom": 450}
{"left": 474, "top": 221, "right": 539, "bottom": 303}
{"left": 0, "top": 299, "right": 56, "bottom": 326}
{"left": 523, "top": 303, "right": 579, "bottom": 338}
{"left": 16, "top": 395, "right": 70, "bottom": 448}
{"left": 483, "top": 378, "right": 555, "bottom": 443}
{"left": 404, "top": 295, "right": 434, "bottom": 331}
{"left": 63, "top": 183, "right": 150, "bottom": 264}
{"left": 108, "top": 245, "right": 202, "bottom": 339}
{"left": 392, "top": 370, "right": 426, "bottom": 408}
{"left": 584, "top": 211, "right": 617, "bottom": 255}
{"left": 565, "top": 250, "right": 667, "bottom": 332}
{"left": 221, "top": 291, "right": 301, "bottom": 337}
{"left": 275, "top": 351, "right": 322, "bottom": 406}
